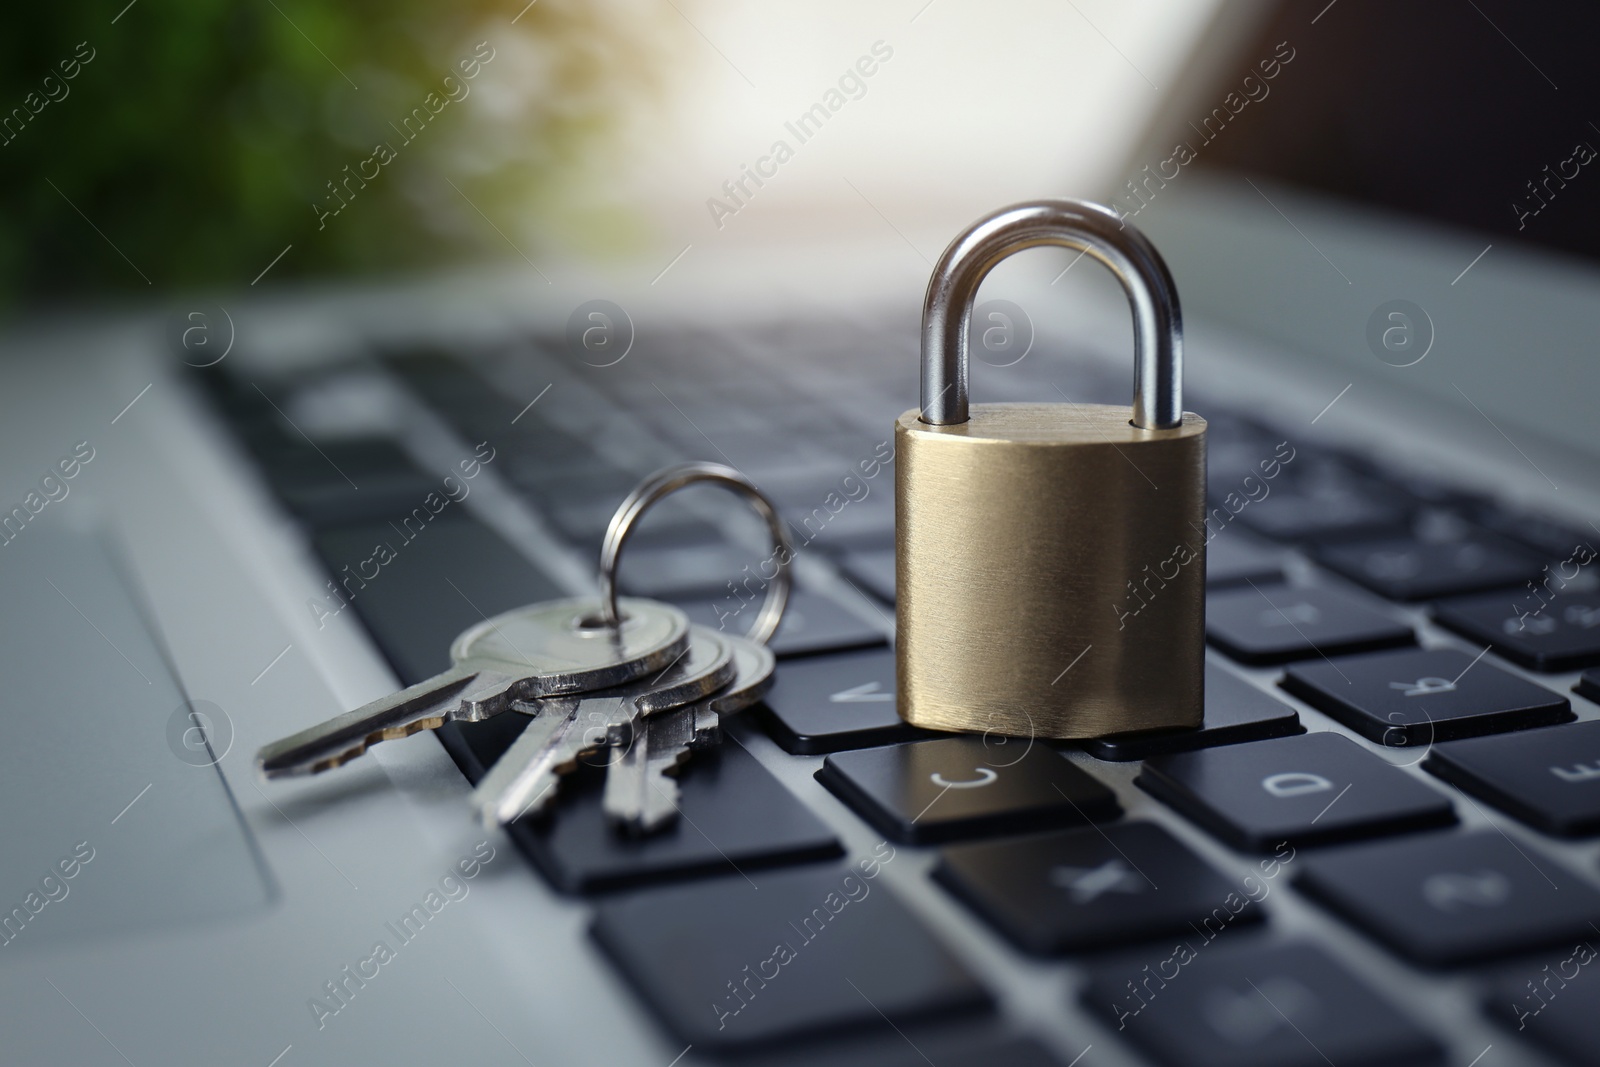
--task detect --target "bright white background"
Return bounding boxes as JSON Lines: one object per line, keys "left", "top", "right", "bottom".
{"left": 576, "top": 0, "right": 1223, "bottom": 260}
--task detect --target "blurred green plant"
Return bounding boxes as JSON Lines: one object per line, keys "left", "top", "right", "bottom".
{"left": 0, "top": 0, "right": 672, "bottom": 306}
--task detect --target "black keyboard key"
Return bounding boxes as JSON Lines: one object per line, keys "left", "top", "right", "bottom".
{"left": 1206, "top": 584, "right": 1412, "bottom": 665}
{"left": 1296, "top": 830, "right": 1600, "bottom": 966}
{"left": 388, "top": 353, "right": 527, "bottom": 438}
{"left": 1425, "top": 721, "right": 1600, "bottom": 837}
{"left": 758, "top": 648, "right": 927, "bottom": 754}
{"left": 1137, "top": 732, "right": 1455, "bottom": 851}
{"left": 1317, "top": 534, "right": 1544, "bottom": 601}
{"left": 1281, "top": 647, "right": 1573, "bottom": 747}
{"left": 311, "top": 514, "right": 565, "bottom": 683}
{"left": 1081, "top": 942, "right": 1445, "bottom": 1067}
{"left": 1582, "top": 668, "right": 1600, "bottom": 703}
{"left": 442, "top": 732, "right": 841, "bottom": 893}
{"left": 1082, "top": 663, "right": 1303, "bottom": 761}
{"left": 1233, "top": 474, "right": 1411, "bottom": 544}
{"left": 545, "top": 491, "right": 703, "bottom": 544}
{"left": 934, "top": 822, "right": 1264, "bottom": 955}
{"left": 613, "top": 540, "right": 769, "bottom": 599}
{"left": 752, "top": 1032, "right": 1068, "bottom": 1067}
{"left": 1485, "top": 944, "right": 1600, "bottom": 1064}
{"left": 1390, "top": 470, "right": 1485, "bottom": 510}
{"left": 1204, "top": 435, "right": 1292, "bottom": 497}
{"left": 1434, "top": 590, "right": 1600, "bottom": 671}
{"left": 507, "top": 460, "right": 634, "bottom": 503}
{"left": 259, "top": 438, "right": 443, "bottom": 527}
{"left": 1473, "top": 504, "right": 1597, "bottom": 560}
{"left": 591, "top": 864, "right": 992, "bottom": 1052}
{"left": 678, "top": 589, "right": 887, "bottom": 659}
{"left": 818, "top": 738, "right": 1120, "bottom": 845}
{"left": 1204, "top": 530, "right": 1289, "bottom": 588}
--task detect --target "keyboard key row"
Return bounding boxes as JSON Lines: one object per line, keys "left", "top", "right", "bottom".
{"left": 210, "top": 361, "right": 1600, "bottom": 1066}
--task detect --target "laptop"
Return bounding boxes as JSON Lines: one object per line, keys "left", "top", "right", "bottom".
{"left": 4, "top": 2, "right": 1599, "bottom": 1065}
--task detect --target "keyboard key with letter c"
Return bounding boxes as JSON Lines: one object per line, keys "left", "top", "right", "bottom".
{"left": 817, "top": 737, "right": 1120, "bottom": 845}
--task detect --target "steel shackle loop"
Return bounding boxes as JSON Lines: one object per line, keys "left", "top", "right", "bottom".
{"left": 919, "top": 199, "right": 1184, "bottom": 429}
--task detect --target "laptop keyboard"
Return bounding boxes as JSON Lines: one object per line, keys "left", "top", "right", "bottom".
{"left": 191, "top": 320, "right": 1600, "bottom": 1065}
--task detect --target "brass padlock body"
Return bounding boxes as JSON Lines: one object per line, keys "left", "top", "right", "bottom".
{"left": 895, "top": 402, "right": 1206, "bottom": 738}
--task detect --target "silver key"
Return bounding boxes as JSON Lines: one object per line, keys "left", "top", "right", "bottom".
{"left": 469, "top": 625, "right": 736, "bottom": 827}
{"left": 602, "top": 632, "right": 775, "bottom": 834}
{"left": 257, "top": 597, "right": 689, "bottom": 777}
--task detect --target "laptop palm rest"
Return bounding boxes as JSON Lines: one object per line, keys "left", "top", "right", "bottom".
{"left": 0, "top": 525, "right": 271, "bottom": 953}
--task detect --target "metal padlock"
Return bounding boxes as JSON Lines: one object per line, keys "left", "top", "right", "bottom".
{"left": 895, "top": 199, "right": 1207, "bottom": 739}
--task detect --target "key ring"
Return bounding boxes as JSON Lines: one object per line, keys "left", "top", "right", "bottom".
{"left": 599, "top": 462, "right": 794, "bottom": 646}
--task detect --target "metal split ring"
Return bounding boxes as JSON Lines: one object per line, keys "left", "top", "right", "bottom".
{"left": 598, "top": 462, "right": 794, "bottom": 646}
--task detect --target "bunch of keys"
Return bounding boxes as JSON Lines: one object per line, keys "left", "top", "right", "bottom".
{"left": 256, "top": 462, "right": 793, "bottom": 835}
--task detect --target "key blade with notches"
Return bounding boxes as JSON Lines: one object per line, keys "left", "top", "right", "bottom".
{"left": 256, "top": 597, "right": 688, "bottom": 778}
{"left": 469, "top": 626, "right": 736, "bottom": 827}
{"left": 603, "top": 633, "right": 775, "bottom": 834}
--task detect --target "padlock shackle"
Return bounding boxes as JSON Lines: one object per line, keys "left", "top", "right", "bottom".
{"left": 920, "top": 199, "right": 1183, "bottom": 429}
